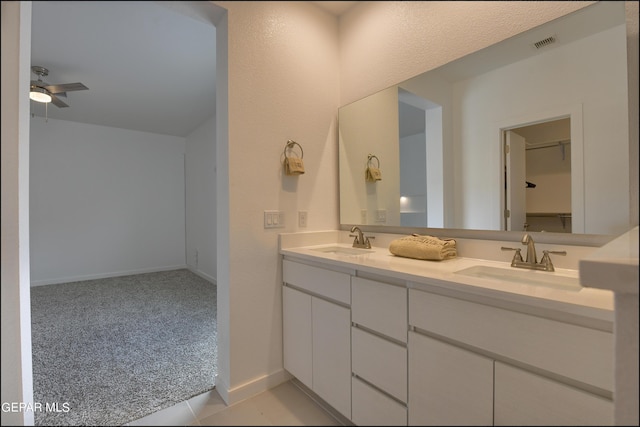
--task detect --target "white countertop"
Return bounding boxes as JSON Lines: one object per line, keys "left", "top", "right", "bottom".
{"left": 580, "top": 226, "right": 639, "bottom": 294}
{"left": 280, "top": 241, "right": 614, "bottom": 326}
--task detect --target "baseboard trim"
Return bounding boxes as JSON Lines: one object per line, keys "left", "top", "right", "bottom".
{"left": 215, "top": 369, "right": 293, "bottom": 407}
{"left": 30, "top": 264, "right": 190, "bottom": 287}
{"left": 187, "top": 266, "right": 217, "bottom": 284}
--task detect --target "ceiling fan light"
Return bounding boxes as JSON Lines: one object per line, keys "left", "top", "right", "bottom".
{"left": 30, "top": 87, "right": 52, "bottom": 103}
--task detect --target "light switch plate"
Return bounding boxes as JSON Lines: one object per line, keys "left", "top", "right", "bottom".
{"left": 375, "top": 209, "right": 387, "bottom": 223}
{"left": 298, "top": 211, "right": 308, "bottom": 227}
{"left": 264, "top": 210, "right": 285, "bottom": 229}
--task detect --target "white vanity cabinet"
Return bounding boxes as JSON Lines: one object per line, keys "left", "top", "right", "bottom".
{"left": 351, "top": 276, "right": 408, "bottom": 426}
{"left": 282, "top": 259, "right": 352, "bottom": 419}
{"left": 408, "top": 286, "right": 614, "bottom": 426}
{"left": 279, "top": 239, "right": 614, "bottom": 427}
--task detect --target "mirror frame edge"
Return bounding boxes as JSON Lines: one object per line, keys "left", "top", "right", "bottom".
{"left": 339, "top": 224, "right": 616, "bottom": 247}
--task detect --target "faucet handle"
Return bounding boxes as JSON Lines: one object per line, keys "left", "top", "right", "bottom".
{"left": 540, "top": 250, "right": 567, "bottom": 272}
{"left": 363, "top": 235, "right": 375, "bottom": 249}
{"left": 501, "top": 246, "right": 524, "bottom": 264}
{"left": 543, "top": 250, "right": 567, "bottom": 256}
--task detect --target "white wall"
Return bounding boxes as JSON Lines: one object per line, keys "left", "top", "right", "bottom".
{"left": 628, "top": 1, "right": 639, "bottom": 232}
{"left": 213, "top": 0, "right": 340, "bottom": 404}
{"left": 185, "top": 116, "right": 217, "bottom": 282}
{"left": 29, "top": 118, "right": 187, "bottom": 285}
{"left": 1, "top": 2, "right": 34, "bottom": 425}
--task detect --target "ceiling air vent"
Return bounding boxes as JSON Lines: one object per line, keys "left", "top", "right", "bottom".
{"left": 534, "top": 35, "right": 556, "bottom": 49}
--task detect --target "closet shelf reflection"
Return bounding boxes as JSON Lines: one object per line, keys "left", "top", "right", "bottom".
{"left": 526, "top": 213, "right": 572, "bottom": 218}
{"left": 526, "top": 213, "right": 572, "bottom": 230}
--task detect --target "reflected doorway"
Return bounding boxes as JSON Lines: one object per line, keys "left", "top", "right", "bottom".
{"left": 398, "top": 88, "right": 444, "bottom": 228}
{"left": 504, "top": 118, "right": 572, "bottom": 233}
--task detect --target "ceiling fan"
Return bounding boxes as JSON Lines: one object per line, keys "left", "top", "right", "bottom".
{"left": 30, "top": 65, "right": 88, "bottom": 108}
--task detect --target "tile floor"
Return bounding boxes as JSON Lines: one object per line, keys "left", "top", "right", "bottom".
{"left": 125, "top": 380, "right": 344, "bottom": 426}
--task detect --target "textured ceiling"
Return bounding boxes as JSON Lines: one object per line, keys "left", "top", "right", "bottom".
{"left": 30, "top": 1, "right": 217, "bottom": 137}
{"left": 311, "top": 1, "right": 358, "bottom": 16}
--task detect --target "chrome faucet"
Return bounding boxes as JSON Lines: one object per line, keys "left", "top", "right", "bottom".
{"left": 349, "top": 226, "right": 374, "bottom": 249}
{"left": 501, "top": 233, "right": 567, "bottom": 272}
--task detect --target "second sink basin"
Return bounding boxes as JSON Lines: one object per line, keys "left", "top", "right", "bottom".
{"left": 310, "top": 246, "right": 374, "bottom": 256}
{"left": 454, "top": 265, "right": 581, "bottom": 291}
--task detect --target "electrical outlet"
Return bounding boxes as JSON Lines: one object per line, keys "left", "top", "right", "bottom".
{"left": 298, "top": 211, "right": 308, "bottom": 227}
{"left": 375, "top": 209, "right": 387, "bottom": 223}
{"left": 264, "top": 210, "right": 285, "bottom": 229}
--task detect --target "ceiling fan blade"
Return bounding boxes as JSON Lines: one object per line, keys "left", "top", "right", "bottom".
{"left": 50, "top": 94, "right": 69, "bottom": 108}
{"left": 44, "top": 82, "right": 88, "bottom": 94}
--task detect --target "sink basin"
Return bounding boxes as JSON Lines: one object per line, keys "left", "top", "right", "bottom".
{"left": 310, "top": 246, "right": 374, "bottom": 256}
{"left": 454, "top": 265, "right": 581, "bottom": 291}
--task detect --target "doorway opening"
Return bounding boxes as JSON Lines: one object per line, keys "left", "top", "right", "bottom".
{"left": 398, "top": 88, "right": 444, "bottom": 228}
{"left": 504, "top": 117, "right": 572, "bottom": 233}
{"left": 27, "top": 1, "right": 220, "bottom": 425}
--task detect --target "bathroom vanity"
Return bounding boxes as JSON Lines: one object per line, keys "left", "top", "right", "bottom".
{"left": 280, "top": 231, "right": 615, "bottom": 426}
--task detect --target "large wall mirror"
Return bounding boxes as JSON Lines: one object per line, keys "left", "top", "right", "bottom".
{"left": 339, "top": 1, "right": 630, "bottom": 238}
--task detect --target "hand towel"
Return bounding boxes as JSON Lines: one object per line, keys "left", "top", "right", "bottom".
{"left": 365, "top": 166, "right": 382, "bottom": 182}
{"left": 389, "top": 234, "right": 457, "bottom": 261}
{"left": 284, "top": 157, "right": 305, "bottom": 175}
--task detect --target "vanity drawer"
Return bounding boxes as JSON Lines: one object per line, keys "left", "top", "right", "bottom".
{"left": 352, "top": 376, "right": 407, "bottom": 426}
{"left": 408, "top": 289, "right": 613, "bottom": 391}
{"left": 352, "top": 327, "right": 407, "bottom": 402}
{"left": 352, "top": 276, "right": 407, "bottom": 343}
{"left": 283, "top": 259, "right": 351, "bottom": 305}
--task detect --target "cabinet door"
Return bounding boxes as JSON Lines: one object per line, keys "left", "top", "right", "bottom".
{"left": 312, "top": 297, "right": 351, "bottom": 419}
{"left": 282, "top": 286, "right": 312, "bottom": 388}
{"left": 408, "top": 332, "right": 493, "bottom": 426}
{"left": 494, "top": 361, "right": 613, "bottom": 426}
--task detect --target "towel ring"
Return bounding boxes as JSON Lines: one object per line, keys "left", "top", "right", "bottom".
{"left": 284, "top": 140, "right": 303, "bottom": 159}
{"left": 367, "top": 154, "right": 380, "bottom": 168}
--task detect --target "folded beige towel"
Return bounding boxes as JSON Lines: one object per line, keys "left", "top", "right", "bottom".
{"left": 284, "top": 157, "right": 305, "bottom": 175}
{"left": 389, "top": 234, "right": 457, "bottom": 261}
{"left": 366, "top": 167, "right": 382, "bottom": 182}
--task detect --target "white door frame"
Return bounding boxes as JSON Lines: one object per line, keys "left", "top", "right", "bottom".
{"left": 496, "top": 104, "right": 584, "bottom": 233}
